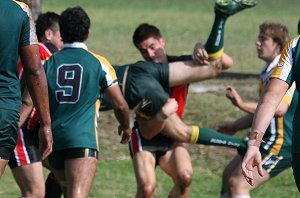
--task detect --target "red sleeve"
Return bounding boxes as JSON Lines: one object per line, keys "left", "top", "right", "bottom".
{"left": 38, "top": 42, "right": 52, "bottom": 61}
{"left": 170, "top": 84, "right": 189, "bottom": 119}
{"left": 18, "top": 43, "right": 52, "bottom": 79}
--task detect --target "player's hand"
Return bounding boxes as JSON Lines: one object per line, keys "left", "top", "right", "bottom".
{"left": 216, "top": 121, "right": 237, "bottom": 135}
{"left": 119, "top": 126, "right": 132, "bottom": 144}
{"left": 38, "top": 125, "right": 53, "bottom": 160}
{"left": 192, "top": 42, "right": 210, "bottom": 65}
{"left": 241, "top": 145, "right": 264, "bottom": 186}
{"left": 226, "top": 85, "right": 243, "bottom": 108}
{"left": 161, "top": 98, "right": 178, "bottom": 118}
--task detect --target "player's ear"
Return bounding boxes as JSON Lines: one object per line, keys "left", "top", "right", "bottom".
{"left": 44, "top": 28, "right": 53, "bottom": 41}
{"left": 160, "top": 37, "right": 165, "bottom": 47}
{"left": 87, "top": 28, "right": 91, "bottom": 38}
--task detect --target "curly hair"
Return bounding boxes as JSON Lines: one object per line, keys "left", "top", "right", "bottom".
{"left": 259, "top": 22, "right": 289, "bottom": 51}
{"left": 132, "top": 23, "right": 162, "bottom": 48}
{"left": 35, "top": 12, "right": 60, "bottom": 41}
{"left": 59, "top": 7, "right": 90, "bottom": 43}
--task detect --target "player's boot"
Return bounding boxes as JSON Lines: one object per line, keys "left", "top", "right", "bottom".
{"left": 215, "top": 0, "right": 257, "bottom": 16}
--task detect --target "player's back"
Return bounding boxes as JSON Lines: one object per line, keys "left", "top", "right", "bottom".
{"left": 0, "top": 0, "right": 36, "bottom": 111}
{"left": 43, "top": 43, "right": 117, "bottom": 151}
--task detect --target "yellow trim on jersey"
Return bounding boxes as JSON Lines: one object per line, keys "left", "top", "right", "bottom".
{"left": 270, "top": 117, "right": 284, "bottom": 155}
{"left": 270, "top": 83, "right": 296, "bottom": 155}
{"left": 272, "top": 36, "right": 300, "bottom": 79}
{"left": 94, "top": 99, "right": 100, "bottom": 151}
{"left": 208, "top": 48, "right": 224, "bottom": 60}
{"left": 89, "top": 51, "right": 117, "bottom": 81}
{"left": 13, "top": 0, "right": 28, "bottom": 9}
{"left": 282, "top": 82, "right": 296, "bottom": 105}
{"left": 190, "top": 126, "right": 199, "bottom": 144}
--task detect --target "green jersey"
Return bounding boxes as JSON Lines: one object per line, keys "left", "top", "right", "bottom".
{"left": 272, "top": 36, "right": 300, "bottom": 154}
{"left": 259, "top": 55, "right": 297, "bottom": 158}
{"left": 0, "top": 0, "right": 37, "bottom": 111}
{"left": 44, "top": 42, "right": 118, "bottom": 151}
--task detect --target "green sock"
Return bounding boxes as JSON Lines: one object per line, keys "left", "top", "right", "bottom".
{"left": 190, "top": 126, "right": 246, "bottom": 149}
{"left": 205, "top": 12, "right": 228, "bottom": 60}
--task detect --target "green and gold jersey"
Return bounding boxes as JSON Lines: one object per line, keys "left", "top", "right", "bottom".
{"left": 0, "top": 0, "right": 37, "bottom": 111}
{"left": 259, "top": 54, "right": 297, "bottom": 158}
{"left": 44, "top": 42, "right": 117, "bottom": 151}
{"left": 272, "top": 35, "right": 300, "bottom": 154}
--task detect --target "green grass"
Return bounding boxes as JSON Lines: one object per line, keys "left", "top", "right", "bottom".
{"left": 41, "top": 0, "right": 299, "bottom": 72}
{"left": 1, "top": 0, "right": 300, "bottom": 197}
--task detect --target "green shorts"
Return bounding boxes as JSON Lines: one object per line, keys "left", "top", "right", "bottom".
{"left": 0, "top": 109, "right": 19, "bottom": 150}
{"left": 48, "top": 148, "right": 98, "bottom": 170}
{"left": 124, "top": 61, "right": 170, "bottom": 118}
{"left": 238, "top": 148, "right": 291, "bottom": 177}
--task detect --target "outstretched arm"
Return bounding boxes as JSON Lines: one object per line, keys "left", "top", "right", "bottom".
{"left": 241, "top": 78, "right": 289, "bottom": 185}
{"left": 20, "top": 44, "right": 52, "bottom": 160}
{"left": 216, "top": 114, "right": 253, "bottom": 135}
{"left": 104, "top": 84, "right": 131, "bottom": 144}
{"left": 226, "top": 85, "right": 290, "bottom": 116}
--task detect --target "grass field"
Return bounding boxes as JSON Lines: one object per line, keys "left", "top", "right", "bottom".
{"left": 1, "top": 0, "right": 300, "bottom": 197}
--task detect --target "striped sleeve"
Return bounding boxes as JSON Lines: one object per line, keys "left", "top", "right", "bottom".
{"left": 271, "top": 36, "right": 300, "bottom": 85}
{"left": 13, "top": 0, "right": 37, "bottom": 46}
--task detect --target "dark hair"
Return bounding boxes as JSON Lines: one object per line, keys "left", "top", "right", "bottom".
{"left": 35, "top": 12, "right": 60, "bottom": 41}
{"left": 259, "top": 22, "right": 289, "bottom": 51}
{"left": 59, "top": 7, "right": 90, "bottom": 43}
{"left": 132, "top": 23, "right": 162, "bottom": 48}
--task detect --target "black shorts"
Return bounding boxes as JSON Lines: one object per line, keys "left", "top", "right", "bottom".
{"left": 0, "top": 147, "right": 13, "bottom": 160}
{"left": 125, "top": 61, "right": 170, "bottom": 118}
{"left": 8, "top": 127, "right": 41, "bottom": 168}
{"left": 48, "top": 148, "right": 98, "bottom": 170}
{"left": 129, "top": 124, "right": 173, "bottom": 165}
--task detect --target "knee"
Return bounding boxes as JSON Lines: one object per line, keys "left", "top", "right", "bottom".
{"left": 227, "top": 176, "right": 242, "bottom": 194}
{"left": 22, "top": 189, "right": 45, "bottom": 198}
{"left": 139, "top": 182, "right": 156, "bottom": 198}
{"left": 177, "top": 169, "right": 193, "bottom": 191}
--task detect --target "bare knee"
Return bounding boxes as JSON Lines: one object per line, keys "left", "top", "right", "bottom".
{"left": 227, "top": 175, "right": 248, "bottom": 195}
{"left": 177, "top": 169, "right": 192, "bottom": 193}
{"left": 21, "top": 188, "right": 45, "bottom": 198}
{"left": 138, "top": 182, "right": 156, "bottom": 198}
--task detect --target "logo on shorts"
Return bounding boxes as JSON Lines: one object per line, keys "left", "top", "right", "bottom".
{"left": 134, "top": 98, "right": 151, "bottom": 110}
{"left": 140, "top": 98, "right": 151, "bottom": 108}
{"left": 133, "top": 99, "right": 152, "bottom": 119}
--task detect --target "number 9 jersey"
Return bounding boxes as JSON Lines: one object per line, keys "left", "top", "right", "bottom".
{"left": 43, "top": 42, "right": 118, "bottom": 151}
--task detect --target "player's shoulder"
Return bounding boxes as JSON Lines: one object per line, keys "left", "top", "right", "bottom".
{"left": 12, "top": 0, "right": 31, "bottom": 17}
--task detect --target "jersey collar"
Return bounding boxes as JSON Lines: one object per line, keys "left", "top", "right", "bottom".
{"left": 63, "top": 42, "right": 88, "bottom": 50}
